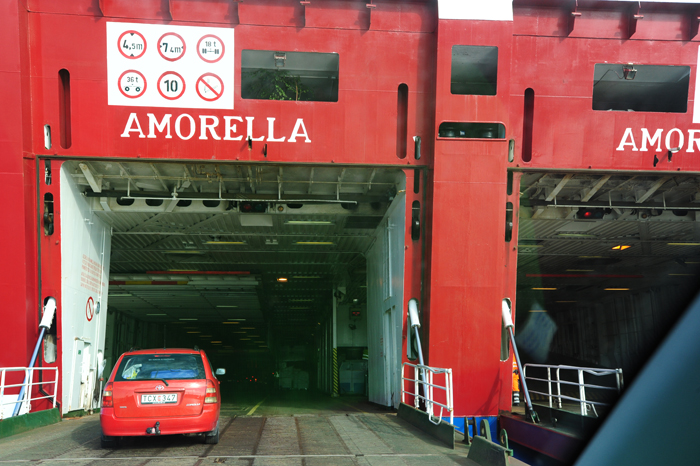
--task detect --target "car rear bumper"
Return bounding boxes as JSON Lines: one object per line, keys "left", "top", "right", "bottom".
{"left": 100, "top": 406, "right": 219, "bottom": 437}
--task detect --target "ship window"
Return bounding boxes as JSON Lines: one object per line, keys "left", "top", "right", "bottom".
{"left": 438, "top": 122, "right": 505, "bottom": 139}
{"left": 451, "top": 45, "right": 498, "bottom": 95}
{"left": 592, "top": 64, "right": 690, "bottom": 113}
{"left": 242, "top": 50, "right": 339, "bottom": 102}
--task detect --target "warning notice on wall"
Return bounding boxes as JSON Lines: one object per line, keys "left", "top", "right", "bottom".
{"left": 107, "top": 22, "right": 234, "bottom": 110}
{"left": 80, "top": 254, "right": 104, "bottom": 295}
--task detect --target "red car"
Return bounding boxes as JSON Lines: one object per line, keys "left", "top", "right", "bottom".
{"left": 100, "top": 348, "right": 223, "bottom": 448}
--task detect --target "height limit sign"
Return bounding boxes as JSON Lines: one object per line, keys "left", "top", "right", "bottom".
{"left": 107, "top": 22, "right": 234, "bottom": 109}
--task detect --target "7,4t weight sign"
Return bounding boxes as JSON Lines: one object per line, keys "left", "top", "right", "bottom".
{"left": 158, "top": 71, "right": 186, "bottom": 100}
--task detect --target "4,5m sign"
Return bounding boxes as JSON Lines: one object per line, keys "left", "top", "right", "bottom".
{"left": 107, "top": 23, "right": 234, "bottom": 110}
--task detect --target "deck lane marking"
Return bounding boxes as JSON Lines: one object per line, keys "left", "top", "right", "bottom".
{"left": 246, "top": 398, "right": 266, "bottom": 415}
{"left": 0, "top": 453, "right": 442, "bottom": 462}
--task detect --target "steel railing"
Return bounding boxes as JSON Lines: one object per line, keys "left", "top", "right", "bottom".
{"left": 401, "top": 362, "right": 453, "bottom": 426}
{"left": 0, "top": 367, "right": 59, "bottom": 420}
{"left": 523, "top": 364, "right": 623, "bottom": 417}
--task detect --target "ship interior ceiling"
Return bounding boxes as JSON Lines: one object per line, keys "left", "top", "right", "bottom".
{"left": 516, "top": 170, "right": 700, "bottom": 381}
{"left": 62, "top": 160, "right": 403, "bottom": 397}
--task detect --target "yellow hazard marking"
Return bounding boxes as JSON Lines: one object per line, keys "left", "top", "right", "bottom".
{"left": 246, "top": 398, "right": 266, "bottom": 415}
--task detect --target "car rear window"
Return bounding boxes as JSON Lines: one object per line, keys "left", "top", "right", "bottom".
{"left": 114, "top": 353, "right": 206, "bottom": 382}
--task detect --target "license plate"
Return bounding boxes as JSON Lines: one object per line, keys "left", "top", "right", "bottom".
{"left": 141, "top": 393, "right": 177, "bottom": 404}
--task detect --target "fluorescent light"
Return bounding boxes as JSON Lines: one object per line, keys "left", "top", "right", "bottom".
{"left": 179, "top": 318, "right": 198, "bottom": 321}
{"left": 228, "top": 319, "right": 246, "bottom": 321}
{"left": 199, "top": 335, "right": 212, "bottom": 338}
{"left": 292, "top": 276, "right": 321, "bottom": 279}
{"left": 240, "top": 338, "right": 251, "bottom": 340}
{"left": 294, "top": 241, "right": 334, "bottom": 245}
{"left": 669, "top": 273, "right": 695, "bottom": 276}
{"left": 611, "top": 245, "right": 631, "bottom": 250}
{"left": 285, "top": 220, "right": 334, "bottom": 225}
{"left": 205, "top": 241, "right": 246, "bottom": 245}
{"left": 529, "top": 310, "right": 547, "bottom": 313}
{"left": 187, "top": 331, "right": 201, "bottom": 334}
{"left": 147, "top": 313, "right": 167, "bottom": 316}
{"left": 211, "top": 341, "right": 222, "bottom": 344}
{"left": 291, "top": 307, "right": 310, "bottom": 310}
{"left": 217, "top": 305, "right": 238, "bottom": 308}
{"left": 531, "top": 287, "right": 557, "bottom": 290}
{"left": 241, "top": 327, "right": 255, "bottom": 329}
{"left": 277, "top": 277, "right": 288, "bottom": 282}
{"left": 668, "top": 243, "right": 700, "bottom": 246}
{"left": 222, "top": 322, "right": 240, "bottom": 325}
{"left": 605, "top": 288, "right": 629, "bottom": 291}
{"left": 108, "top": 293, "right": 133, "bottom": 297}
{"left": 290, "top": 299, "right": 314, "bottom": 302}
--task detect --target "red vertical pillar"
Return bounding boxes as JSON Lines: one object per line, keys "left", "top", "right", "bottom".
{"left": 426, "top": 13, "right": 515, "bottom": 416}
{"left": 0, "top": 3, "right": 37, "bottom": 380}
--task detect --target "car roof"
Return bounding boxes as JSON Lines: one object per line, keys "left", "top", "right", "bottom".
{"left": 122, "top": 348, "right": 202, "bottom": 355}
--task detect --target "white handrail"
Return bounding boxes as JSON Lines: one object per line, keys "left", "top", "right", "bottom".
{"left": 523, "top": 363, "right": 623, "bottom": 416}
{"left": 401, "top": 362, "right": 453, "bottom": 426}
{"left": 0, "top": 367, "right": 59, "bottom": 420}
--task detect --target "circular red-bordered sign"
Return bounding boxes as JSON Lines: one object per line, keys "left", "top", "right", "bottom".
{"left": 86, "top": 297, "right": 95, "bottom": 322}
{"left": 157, "top": 32, "right": 186, "bottom": 62}
{"left": 118, "top": 30, "right": 147, "bottom": 59}
{"left": 196, "top": 73, "right": 224, "bottom": 102}
{"left": 157, "top": 71, "right": 186, "bottom": 100}
{"left": 118, "top": 70, "right": 147, "bottom": 99}
{"left": 196, "top": 34, "right": 225, "bottom": 63}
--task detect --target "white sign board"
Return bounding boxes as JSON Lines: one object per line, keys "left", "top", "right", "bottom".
{"left": 107, "top": 22, "right": 234, "bottom": 110}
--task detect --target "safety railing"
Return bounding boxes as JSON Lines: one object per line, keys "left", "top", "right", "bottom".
{"left": 0, "top": 367, "right": 59, "bottom": 420}
{"left": 401, "top": 362, "right": 453, "bottom": 426}
{"left": 523, "top": 364, "right": 623, "bottom": 417}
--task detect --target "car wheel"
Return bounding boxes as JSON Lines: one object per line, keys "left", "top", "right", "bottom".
{"left": 101, "top": 432, "right": 119, "bottom": 449}
{"left": 203, "top": 423, "right": 219, "bottom": 444}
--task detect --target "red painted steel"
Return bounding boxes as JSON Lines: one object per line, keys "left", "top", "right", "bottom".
{"left": 3, "top": 0, "right": 700, "bottom": 422}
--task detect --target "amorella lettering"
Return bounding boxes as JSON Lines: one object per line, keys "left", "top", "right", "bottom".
{"left": 616, "top": 128, "right": 700, "bottom": 153}
{"left": 121, "top": 113, "right": 311, "bottom": 143}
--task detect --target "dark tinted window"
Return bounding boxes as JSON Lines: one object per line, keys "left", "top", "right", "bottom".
{"left": 115, "top": 353, "right": 205, "bottom": 381}
{"left": 592, "top": 64, "right": 690, "bottom": 113}
{"left": 451, "top": 46, "right": 498, "bottom": 95}
{"left": 242, "top": 50, "right": 339, "bottom": 102}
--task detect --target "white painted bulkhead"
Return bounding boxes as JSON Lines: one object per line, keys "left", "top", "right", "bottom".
{"left": 60, "top": 165, "right": 111, "bottom": 414}
{"left": 366, "top": 190, "right": 406, "bottom": 408}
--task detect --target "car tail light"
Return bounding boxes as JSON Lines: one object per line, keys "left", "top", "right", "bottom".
{"left": 204, "top": 379, "right": 217, "bottom": 403}
{"left": 102, "top": 382, "right": 113, "bottom": 408}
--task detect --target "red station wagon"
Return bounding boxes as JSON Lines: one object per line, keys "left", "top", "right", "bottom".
{"left": 100, "top": 348, "right": 223, "bottom": 448}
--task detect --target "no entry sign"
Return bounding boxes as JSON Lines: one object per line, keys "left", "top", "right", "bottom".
{"left": 86, "top": 297, "right": 95, "bottom": 322}
{"left": 196, "top": 73, "right": 224, "bottom": 102}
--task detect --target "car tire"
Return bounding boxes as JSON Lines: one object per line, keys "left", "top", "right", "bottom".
{"left": 101, "top": 432, "right": 119, "bottom": 449}
{"left": 203, "top": 423, "right": 219, "bottom": 444}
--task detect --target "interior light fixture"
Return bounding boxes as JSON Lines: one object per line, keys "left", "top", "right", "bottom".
{"left": 557, "top": 233, "right": 597, "bottom": 238}
{"left": 211, "top": 341, "right": 222, "bottom": 344}
{"left": 669, "top": 273, "right": 695, "bottom": 276}
{"left": 204, "top": 241, "right": 246, "bottom": 245}
{"left": 579, "top": 256, "right": 604, "bottom": 259}
{"left": 528, "top": 310, "right": 547, "bottom": 313}
{"left": 531, "top": 287, "right": 557, "bottom": 290}
{"left": 294, "top": 241, "right": 334, "bottom": 245}
{"left": 227, "top": 319, "right": 246, "bottom": 321}
{"left": 179, "top": 318, "right": 198, "bottom": 321}
{"left": 611, "top": 245, "right": 631, "bottom": 250}
{"left": 147, "top": 313, "right": 167, "bottom": 316}
{"left": 668, "top": 243, "right": 700, "bottom": 246}
{"left": 108, "top": 293, "right": 133, "bottom": 297}
{"left": 277, "top": 277, "right": 288, "bottom": 282}
{"left": 199, "top": 335, "right": 213, "bottom": 338}
{"left": 217, "top": 305, "right": 238, "bottom": 308}
{"left": 240, "top": 338, "right": 251, "bottom": 341}
{"left": 187, "top": 331, "right": 201, "bottom": 334}
{"left": 605, "top": 288, "right": 630, "bottom": 291}
{"left": 292, "top": 276, "right": 321, "bottom": 279}
{"left": 556, "top": 301, "right": 577, "bottom": 303}
{"left": 291, "top": 307, "right": 310, "bottom": 310}
{"left": 222, "top": 322, "right": 240, "bottom": 325}
{"left": 290, "top": 299, "right": 314, "bottom": 302}
{"left": 241, "top": 327, "right": 255, "bottom": 329}
{"left": 166, "top": 250, "right": 206, "bottom": 254}
{"left": 566, "top": 269, "right": 594, "bottom": 272}
{"left": 285, "top": 221, "right": 334, "bottom": 225}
